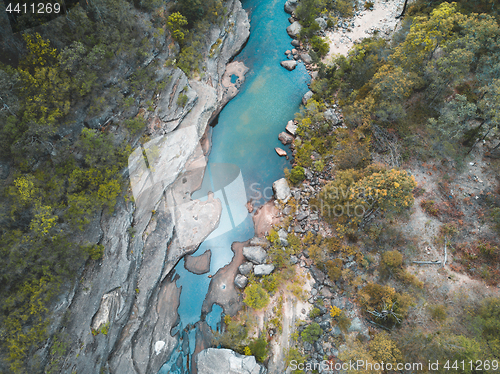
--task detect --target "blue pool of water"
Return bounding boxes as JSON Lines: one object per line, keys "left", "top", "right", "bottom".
{"left": 159, "top": 0, "right": 310, "bottom": 372}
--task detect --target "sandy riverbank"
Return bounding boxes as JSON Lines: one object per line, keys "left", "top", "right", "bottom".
{"left": 323, "top": 0, "right": 406, "bottom": 59}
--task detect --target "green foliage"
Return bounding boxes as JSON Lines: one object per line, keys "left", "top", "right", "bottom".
{"left": 309, "top": 307, "right": 321, "bottom": 319}
{"left": 310, "top": 36, "right": 330, "bottom": 58}
{"left": 177, "top": 93, "right": 189, "bottom": 107}
{"left": 289, "top": 166, "right": 306, "bottom": 185}
{"left": 167, "top": 12, "right": 188, "bottom": 42}
{"left": 243, "top": 283, "right": 270, "bottom": 310}
{"left": 301, "top": 322, "right": 322, "bottom": 344}
{"left": 123, "top": 116, "right": 146, "bottom": 135}
{"left": 215, "top": 315, "right": 249, "bottom": 353}
{"left": 285, "top": 347, "right": 307, "bottom": 374}
{"left": 248, "top": 336, "right": 268, "bottom": 362}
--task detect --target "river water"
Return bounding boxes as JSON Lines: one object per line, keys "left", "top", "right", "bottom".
{"left": 159, "top": 0, "right": 310, "bottom": 372}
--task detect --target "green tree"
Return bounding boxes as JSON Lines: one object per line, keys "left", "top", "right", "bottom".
{"left": 243, "top": 283, "right": 270, "bottom": 310}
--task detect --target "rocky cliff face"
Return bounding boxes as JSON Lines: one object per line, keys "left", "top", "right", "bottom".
{"left": 47, "top": 1, "right": 250, "bottom": 373}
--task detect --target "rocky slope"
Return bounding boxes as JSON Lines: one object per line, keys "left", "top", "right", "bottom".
{"left": 42, "top": 1, "right": 251, "bottom": 373}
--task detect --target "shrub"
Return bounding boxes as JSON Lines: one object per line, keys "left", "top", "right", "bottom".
{"left": 243, "top": 283, "right": 270, "bottom": 310}
{"left": 177, "top": 93, "right": 188, "bottom": 107}
{"left": 429, "top": 304, "right": 447, "bottom": 322}
{"left": 337, "top": 311, "right": 352, "bottom": 332}
{"left": 248, "top": 336, "right": 268, "bottom": 362}
{"left": 364, "top": 1, "right": 374, "bottom": 10}
{"left": 301, "top": 322, "right": 322, "bottom": 344}
{"left": 310, "top": 36, "right": 330, "bottom": 58}
{"left": 309, "top": 307, "right": 321, "bottom": 319}
{"left": 289, "top": 166, "right": 306, "bottom": 185}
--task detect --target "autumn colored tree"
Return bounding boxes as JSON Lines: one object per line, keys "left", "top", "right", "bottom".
{"left": 167, "top": 12, "right": 188, "bottom": 42}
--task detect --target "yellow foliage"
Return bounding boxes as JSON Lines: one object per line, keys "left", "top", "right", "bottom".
{"left": 330, "top": 305, "right": 342, "bottom": 318}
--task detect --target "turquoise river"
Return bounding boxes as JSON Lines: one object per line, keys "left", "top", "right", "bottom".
{"left": 160, "top": 0, "right": 310, "bottom": 371}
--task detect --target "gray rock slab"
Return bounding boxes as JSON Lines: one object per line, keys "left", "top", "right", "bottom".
{"left": 254, "top": 264, "right": 275, "bottom": 276}
{"left": 278, "top": 131, "right": 294, "bottom": 145}
{"left": 273, "top": 178, "right": 291, "bottom": 202}
{"left": 184, "top": 249, "right": 212, "bottom": 275}
{"left": 243, "top": 246, "right": 267, "bottom": 264}
{"left": 234, "top": 274, "right": 248, "bottom": 289}
{"left": 196, "top": 348, "right": 267, "bottom": 374}
{"left": 280, "top": 60, "right": 297, "bottom": 71}
{"left": 300, "top": 52, "right": 312, "bottom": 64}
{"left": 284, "top": 0, "right": 298, "bottom": 14}
{"left": 286, "top": 21, "right": 302, "bottom": 38}
{"left": 286, "top": 120, "right": 298, "bottom": 135}
{"left": 238, "top": 262, "right": 254, "bottom": 276}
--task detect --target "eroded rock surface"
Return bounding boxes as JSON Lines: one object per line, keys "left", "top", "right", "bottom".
{"left": 195, "top": 348, "right": 267, "bottom": 374}
{"left": 185, "top": 249, "right": 212, "bottom": 275}
{"left": 53, "top": 1, "right": 251, "bottom": 373}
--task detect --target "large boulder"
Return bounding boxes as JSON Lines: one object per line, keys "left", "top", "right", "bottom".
{"left": 287, "top": 21, "right": 302, "bottom": 38}
{"left": 243, "top": 246, "right": 267, "bottom": 264}
{"left": 302, "top": 90, "right": 313, "bottom": 105}
{"left": 279, "top": 131, "right": 294, "bottom": 145}
{"left": 275, "top": 147, "right": 287, "bottom": 157}
{"left": 239, "top": 262, "right": 254, "bottom": 275}
{"left": 286, "top": 120, "right": 298, "bottom": 135}
{"left": 300, "top": 52, "right": 312, "bottom": 64}
{"left": 315, "top": 17, "right": 327, "bottom": 30}
{"left": 196, "top": 348, "right": 267, "bottom": 374}
{"left": 254, "top": 264, "right": 275, "bottom": 276}
{"left": 280, "top": 60, "right": 297, "bottom": 71}
{"left": 234, "top": 274, "right": 248, "bottom": 289}
{"left": 273, "top": 178, "right": 291, "bottom": 202}
{"left": 284, "top": 0, "right": 299, "bottom": 14}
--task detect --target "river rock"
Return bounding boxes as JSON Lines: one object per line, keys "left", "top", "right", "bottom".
{"left": 196, "top": 348, "right": 267, "bottom": 374}
{"left": 243, "top": 246, "right": 267, "bottom": 264}
{"left": 239, "top": 262, "right": 253, "bottom": 275}
{"left": 286, "top": 120, "right": 298, "bottom": 135}
{"left": 184, "top": 249, "right": 212, "bottom": 275}
{"left": 300, "top": 52, "right": 312, "bottom": 64}
{"left": 285, "top": 49, "right": 291, "bottom": 55}
{"left": 291, "top": 48, "right": 298, "bottom": 55}
{"left": 287, "top": 21, "right": 302, "bottom": 38}
{"left": 315, "top": 17, "right": 327, "bottom": 30}
{"left": 324, "top": 109, "right": 341, "bottom": 125}
{"left": 291, "top": 39, "right": 300, "bottom": 47}
{"left": 254, "top": 264, "right": 275, "bottom": 276}
{"left": 280, "top": 60, "right": 297, "bottom": 71}
{"left": 297, "top": 211, "right": 309, "bottom": 221}
{"left": 284, "top": 0, "right": 299, "bottom": 14}
{"left": 302, "top": 90, "right": 313, "bottom": 105}
{"left": 273, "top": 178, "right": 291, "bottom": 202}
{"left": 234, "top": 274, "right": 248, "bottom": 289}
{"left": 278, "top": 131, "right": 294, "bottom": 145}
{"left": 275, "top": 147, "right": 287, "bottom": 157}
{"left": 278, "top": 228, "right": 289, "bottom": 246}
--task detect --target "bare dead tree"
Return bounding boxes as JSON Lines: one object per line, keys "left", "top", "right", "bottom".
{"left": 368, "top": 301, "right": 402, "bottom": 324}
{"left": 396, "top": 0, "right": 410, "bottom": 19}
